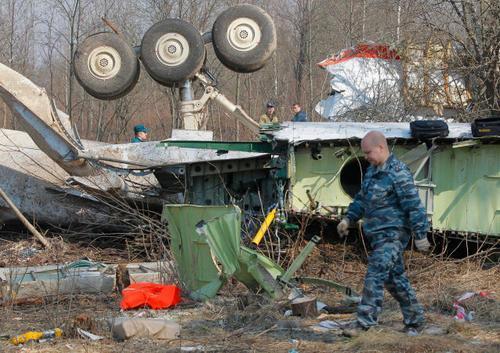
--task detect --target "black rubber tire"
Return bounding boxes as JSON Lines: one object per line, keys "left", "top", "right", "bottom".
{"left": 212, "top": 4, "right": 276, "bottom": 73}
{"left": 74, "top": 32, "right": 139, "bottom": 100}
{"left": 140, "top": 19, "right": 205, "bottom": 86}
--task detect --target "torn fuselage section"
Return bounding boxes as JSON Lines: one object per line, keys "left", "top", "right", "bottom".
{"left": 165, "top": 122, "right": 500, "bottom": 240}
{"left": 155, "top": 140, "right": 286, "bottom": 215}
{"left": 0, "top": 62, "right": 92, "bottom": 176}
{"left": 163, "top": 204, "right": 358, "bottom": 301}
{"left": 0, "top": 129, "right": 117, "bottom": 226}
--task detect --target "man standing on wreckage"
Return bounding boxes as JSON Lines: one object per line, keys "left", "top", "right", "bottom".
{"left": 337, "top": 131, "right": 431, "bottom": 336}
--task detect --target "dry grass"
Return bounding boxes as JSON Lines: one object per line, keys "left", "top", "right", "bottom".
{"left": 0, "top": 233, "right": 498, "bottom": 352}
{"left": 409, "top": 255, "right": 500, "bottom": 322}
{"left": 296, "top": 242, "right": 499, "bottom": 318}
{"left": 345, "top": 327, "right": 498, "bottom": 353}
{"left": 0, "top": 237, "right": 129, "bottom": 267}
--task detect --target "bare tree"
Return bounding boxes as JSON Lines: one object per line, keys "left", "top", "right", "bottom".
{"left": 415, "top": 0, "right": 499, "bottom": 117}
{"left": 0, "top": 0, "right": 36, "bottom": 129}
{"left": 3, "top": 0, "right": 496, "bottom": 142}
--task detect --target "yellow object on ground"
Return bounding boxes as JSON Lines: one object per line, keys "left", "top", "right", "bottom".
{"left": 10, "top": 328, "right": 62, "bottom": 345}
{"left": 252, "top": 208, "right": 277, "bottom": 245}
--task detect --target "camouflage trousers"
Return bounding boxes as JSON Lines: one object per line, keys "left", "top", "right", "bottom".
{"left": 357, "top": 240, "right": 425, "bottom": 328}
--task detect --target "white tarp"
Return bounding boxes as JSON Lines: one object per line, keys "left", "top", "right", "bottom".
{"left": 315, "top": 44, "right": 404, "bottom": 120}
{"left": 315, "top": 43, "right": 471, "bottom": 119}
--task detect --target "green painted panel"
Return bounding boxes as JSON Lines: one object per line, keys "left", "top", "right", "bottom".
{"left": 164, "top": 204, "right": 285, "bottom": 300}
{"left": 432, "top": 145, "right": 500, "bottom": 235}
{"left": 290, "top": 145, "right": 414, "bottom": 214}
{"left": 290, "top": 146, "right": 353, "bottom": 212}
{"left": 159, "top": 140, "right": 276, "bottom": 153}
{"left": 163, "top": 205, "right": 240, "bottom": 299}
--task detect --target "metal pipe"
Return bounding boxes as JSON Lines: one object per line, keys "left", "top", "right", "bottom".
{"left": 280, "top": 235, "right": 321, "bottom": 284}
{"left": 179, "top": 80, "right": 199, "bottom": 130}
{"left": 213, "top": 92, "right": 260, "bottom": 133}
{"left": 180, "top": 80, "right": 193, "bottom": 101}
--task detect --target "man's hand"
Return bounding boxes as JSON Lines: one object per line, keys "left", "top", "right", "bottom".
{"left": 415, "top": 237, "right": 431, "bottom": 253}
{"left": 337, "top": 218, "right": 350, "bottom": 238}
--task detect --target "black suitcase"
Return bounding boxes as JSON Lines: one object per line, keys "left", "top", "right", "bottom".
{"left": 410, "top": 120, "right": 449, "bottom": 139}
{"left": 471, "top": 117, "right": 500, "bottom": 137}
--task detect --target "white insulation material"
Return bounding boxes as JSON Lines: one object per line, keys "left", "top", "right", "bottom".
{"left": 272, "top": 122, "right": 472, "bottom": 143}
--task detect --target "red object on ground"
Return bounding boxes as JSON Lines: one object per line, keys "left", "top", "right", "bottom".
{"left": 120, "top": 283, "right": 182, "bottom": 310}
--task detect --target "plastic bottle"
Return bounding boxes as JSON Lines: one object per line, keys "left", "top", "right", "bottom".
{"left": 9, "top": 328, "right": 63, "bottom": 345}
{"left": 288, "top": 338, "right": 300, "bottom": 353}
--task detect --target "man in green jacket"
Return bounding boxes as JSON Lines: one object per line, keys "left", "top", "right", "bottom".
{"left": 131, "top": 124, "right": 149, "bottom": 143}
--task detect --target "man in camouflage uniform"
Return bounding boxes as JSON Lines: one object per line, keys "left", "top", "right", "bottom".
{"left": 259, "top": 101, "right": 279, "bottom": 125}
{"left": 337, "top": 131, "right": 431, "bottom": 335}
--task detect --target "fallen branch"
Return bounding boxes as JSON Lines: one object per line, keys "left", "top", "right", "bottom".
{"left": 252, "top": 324, "right": 278, "bottom": 338}
{"left": 0, "top": 186, "right": 51, "bottom": 249}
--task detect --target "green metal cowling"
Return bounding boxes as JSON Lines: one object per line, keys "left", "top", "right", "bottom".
{"left": 163, "top": 204, "right": 286, "bottom": 300}
{"left": 163, "top": 205, "right": 235, "bottom": 300}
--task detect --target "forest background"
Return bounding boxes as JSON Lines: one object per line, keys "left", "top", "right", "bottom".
{"left": 0, "top": 0, "right": 497, "bottom": 142}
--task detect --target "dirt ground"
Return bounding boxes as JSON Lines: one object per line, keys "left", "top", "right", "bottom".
{"left": 0, "top": 237, "right": 499, "bottom": 353}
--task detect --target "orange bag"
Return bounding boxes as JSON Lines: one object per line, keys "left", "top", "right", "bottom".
{"left": 120, "top": 282, "right": 181, "bottom": 310}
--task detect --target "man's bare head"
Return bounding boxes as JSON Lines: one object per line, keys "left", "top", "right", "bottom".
{"left": 361, "top": 131, "right": 390, "bottom": 166}
{"left": 362, "top": 131, "right": 388, "bottom": 149}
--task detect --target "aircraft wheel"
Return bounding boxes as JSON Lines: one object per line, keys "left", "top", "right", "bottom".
{"left": 212, "top": 4, "right": 276, "bottom": 73}
{"left": 74, "top": 32, "right": 139, "bottom": 100}
{"left": 141, "top": 19, "right": 205, "bottom": 87}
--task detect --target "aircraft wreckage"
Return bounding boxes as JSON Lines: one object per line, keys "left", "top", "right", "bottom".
{"left": 0, "top": 59, "right": 265, "bottom": 226}
{"left": 0, "top": 4, "right": 498, "bottom": 247}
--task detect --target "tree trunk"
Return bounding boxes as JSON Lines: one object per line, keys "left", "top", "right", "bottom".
{"left": 291, "top": 296, "right": 318, "bottom": 317}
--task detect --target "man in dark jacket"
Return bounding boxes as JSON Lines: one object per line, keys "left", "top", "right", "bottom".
{"left": 338, "top": 131, "right": 431, "bottom": 336}
{"left": 291, "top": 103, "right": 308, "bottom": 122}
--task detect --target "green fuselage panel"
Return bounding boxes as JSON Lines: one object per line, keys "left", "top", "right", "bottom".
{"left": 289, "top": 145, "right": 413, "bottom": 214}
{"left": 431, "top": 145, "right": 499, "bottom": 235}
{"left": 163, "top": 205, "right": 238, "bottom": 298}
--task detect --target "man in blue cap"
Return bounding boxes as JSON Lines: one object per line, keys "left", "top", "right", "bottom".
{"left": 131, "top": 124, "right": 149, "bottom": 143}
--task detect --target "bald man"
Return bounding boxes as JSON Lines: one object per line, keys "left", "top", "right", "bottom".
{"left": 338, "top": 131, "right": 431, "bottom": 336}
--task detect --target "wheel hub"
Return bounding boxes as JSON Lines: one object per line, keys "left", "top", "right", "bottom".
{"left": 156, "top": 33, "right": 189, "bottom": 66}
{"left": 88, "top": 46, "right": 122, "bottom": 80}
{"left": 226, "top": 17, "right": 261, "bottom": 52}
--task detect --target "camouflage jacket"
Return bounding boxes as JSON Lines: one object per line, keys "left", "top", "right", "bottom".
{"left": 345, "top": 154, "right": 429, "bottom": 243}
{"left": 259, "top": 113, "right": 279, "bottom": 124}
